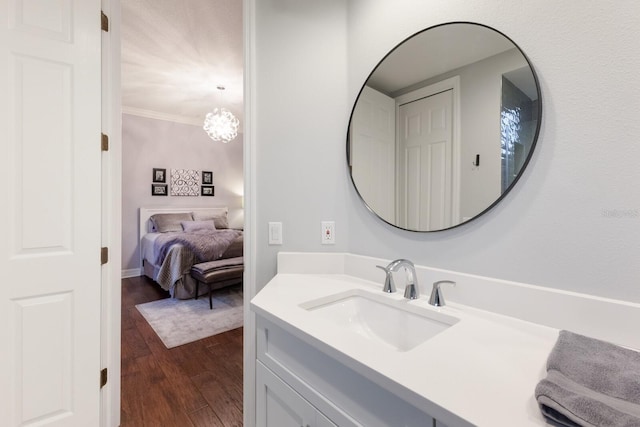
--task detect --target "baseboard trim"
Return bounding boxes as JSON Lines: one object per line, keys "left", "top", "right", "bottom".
{"left": 122, "top": 268, "right": 141, "bottom": 278}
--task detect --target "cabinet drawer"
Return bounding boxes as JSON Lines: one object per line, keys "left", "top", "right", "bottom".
{"left": 257, "top": 316, "right": 435, "bottom": 427}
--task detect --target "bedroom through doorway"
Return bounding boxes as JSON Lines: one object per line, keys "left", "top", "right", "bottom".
{"left": 119, "top": 1, "right": 245, "bottom": 425}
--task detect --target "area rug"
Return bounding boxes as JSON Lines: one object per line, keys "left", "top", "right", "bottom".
{"left": 136, "top": 286, "right": 243, "bottom": 349}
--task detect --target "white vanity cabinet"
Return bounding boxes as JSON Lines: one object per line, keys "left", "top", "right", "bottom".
{"left": 251, "top": 261, "right": 569, "bottom": 426}
{"left": 256, "top": 316, "right": 447, "bottom": 427}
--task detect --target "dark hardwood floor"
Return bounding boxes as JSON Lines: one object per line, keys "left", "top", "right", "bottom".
{"left": 121, "top": 275, "right": 243, "bottom": 427}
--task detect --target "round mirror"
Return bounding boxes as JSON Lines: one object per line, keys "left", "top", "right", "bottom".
{"left": 347, "top": 22, "right": 541, "bottom": 232}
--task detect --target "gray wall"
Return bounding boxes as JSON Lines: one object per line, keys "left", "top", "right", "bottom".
{"left": 122, "top": 113, "right": 243, "bottom": 271}
{"left": 455, "top": 49, "right": 529, "bottom": 220}
{"left": 253, "top": 1, "right": 640, "bottom": 303}
{"left": 254, "top": 0, "right": 350, "bottom": 287}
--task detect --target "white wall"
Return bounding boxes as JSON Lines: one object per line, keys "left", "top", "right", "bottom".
{"left": 121, "top": 113, "right": 243, "bottom": 272}
{"left": 253, "top": 1, "right": 640, "bottom": 303}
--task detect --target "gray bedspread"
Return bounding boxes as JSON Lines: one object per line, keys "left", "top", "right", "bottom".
{"left": 153, "top": 229, "right": 242, "bottom": 293}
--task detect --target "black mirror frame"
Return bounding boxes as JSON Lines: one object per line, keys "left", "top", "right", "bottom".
{"left": 346, "top": 21, "right": 543, "bottom": 232}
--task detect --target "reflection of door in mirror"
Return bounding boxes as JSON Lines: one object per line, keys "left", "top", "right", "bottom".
{"left": 397, "top": 90, "right": 454, "bottom": 231}
{"left": 350, "top": 86, "right": 396, "bottom": 223}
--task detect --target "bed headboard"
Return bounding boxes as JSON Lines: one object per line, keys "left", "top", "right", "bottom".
{"left": 139, "top": 206, "right": 229, "bottom": 243}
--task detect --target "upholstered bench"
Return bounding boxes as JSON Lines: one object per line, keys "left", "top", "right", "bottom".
{"left": 190, "top": 257, "right": 244, "bottom": 309}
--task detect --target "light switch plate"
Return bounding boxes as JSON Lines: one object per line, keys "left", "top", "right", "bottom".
{"left": 268, "top": 222, "right": 282, "bottom": 245}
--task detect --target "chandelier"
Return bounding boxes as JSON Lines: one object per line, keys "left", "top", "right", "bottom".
{"left": 203, "top": 86, "right": 239, "bottom": 143}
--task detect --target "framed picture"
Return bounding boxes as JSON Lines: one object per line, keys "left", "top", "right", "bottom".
{"left": 170, "top": 168, "right": 199, "bottom": 196}
{"left": 152, "top": 168, "right": 166, "bottom": 183}
{"left": 201, "top": 185, "right": 215, "bottom": 196}
{"left": 202, "top": 171, "right": 213, "bottom": 185}
{"left": 151, "top": 184, "right": 168, "bottom": 196}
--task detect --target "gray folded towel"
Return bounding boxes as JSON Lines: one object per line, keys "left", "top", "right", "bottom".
{"left": 535, "top": 330, "right": 640, "bottom": 427}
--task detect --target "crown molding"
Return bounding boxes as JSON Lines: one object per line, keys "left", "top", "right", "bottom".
{"left": 122, "top": 106, "right": 203, "bottom": 126}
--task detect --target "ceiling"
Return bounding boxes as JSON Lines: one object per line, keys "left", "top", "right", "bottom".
{"left": 121, "top": 0, "right": 243, "bottom": 128}
{"left": 367, "top": 24, "right": 524, "bottom": 96}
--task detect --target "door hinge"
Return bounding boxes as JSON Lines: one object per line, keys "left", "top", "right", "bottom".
{"left": 101, "top": 133, "right": 109, "bottom": 151}
{"left": 101, "top": 247, "right": 109, "bottom": 265}
{"left": 100, "top": 368, "right": 108, "bottom": 388}
{"left": 101, "top": 11, "right": 109, "bottom": 32}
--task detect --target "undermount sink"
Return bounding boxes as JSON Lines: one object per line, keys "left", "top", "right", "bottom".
{"left": 300, "top": 289, "right": 459, "bottom": 352}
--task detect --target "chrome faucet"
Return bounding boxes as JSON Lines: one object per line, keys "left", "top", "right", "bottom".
{"left": 383, "top": 259, "right": 419, "bottom": 300}
{"left": 428, "top": 280, "right": 456, "bottom": 307}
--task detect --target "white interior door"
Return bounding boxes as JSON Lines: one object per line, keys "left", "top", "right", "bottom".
{"left": 397, "top": 90, "right": 453, "bottom": 231}
{"left": 0, "top": 1, "right": 103, "bottom": 425}
{"left": 350, "top": 86, "right": 396, "bottom": 223}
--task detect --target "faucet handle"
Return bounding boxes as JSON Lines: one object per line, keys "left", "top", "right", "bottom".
{"left": 376, "top": 265, "right": 396, "bottom": 293}
{"left": 429, "top": 280, "right": 456, "bottom": 307}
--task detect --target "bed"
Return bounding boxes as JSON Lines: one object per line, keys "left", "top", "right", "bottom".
{"left": 139, "top": 207, "right": 243, "bottom": 299}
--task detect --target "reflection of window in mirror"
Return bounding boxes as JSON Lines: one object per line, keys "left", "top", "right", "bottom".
{"left": 501, "top": 68, "right": 539, "bottom": 192}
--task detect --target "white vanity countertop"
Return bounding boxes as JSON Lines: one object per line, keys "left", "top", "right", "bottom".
{"left": 251, "top": 273, "right": 558, "bottom": 427}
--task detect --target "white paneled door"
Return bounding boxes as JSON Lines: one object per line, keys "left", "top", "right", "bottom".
{"left": 397, "top": 89, "right": 454, "bottom": 231}
{"left": 0, "top": 0, "right": 103, "bottom": 426}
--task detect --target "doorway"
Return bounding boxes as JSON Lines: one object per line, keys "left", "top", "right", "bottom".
{"left": 119, "top": 0, "right": 245, "bottom": 425}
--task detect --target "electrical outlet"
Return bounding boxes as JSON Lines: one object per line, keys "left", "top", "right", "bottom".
{"left": 268, "top": 222, "right": 282, "bottom": 245}
{"left": 321, "top": 221, "right": 335, "bottom": 244}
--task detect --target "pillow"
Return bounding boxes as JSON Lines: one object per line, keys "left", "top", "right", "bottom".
{"left": 150, "top": 213, "right": 193, "bottom": 233}
{"left": 181, "top": 220, "right": 216, "bottom": 232}
{"left": 192, "top": 209, "right": 229, "bottom": 229}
